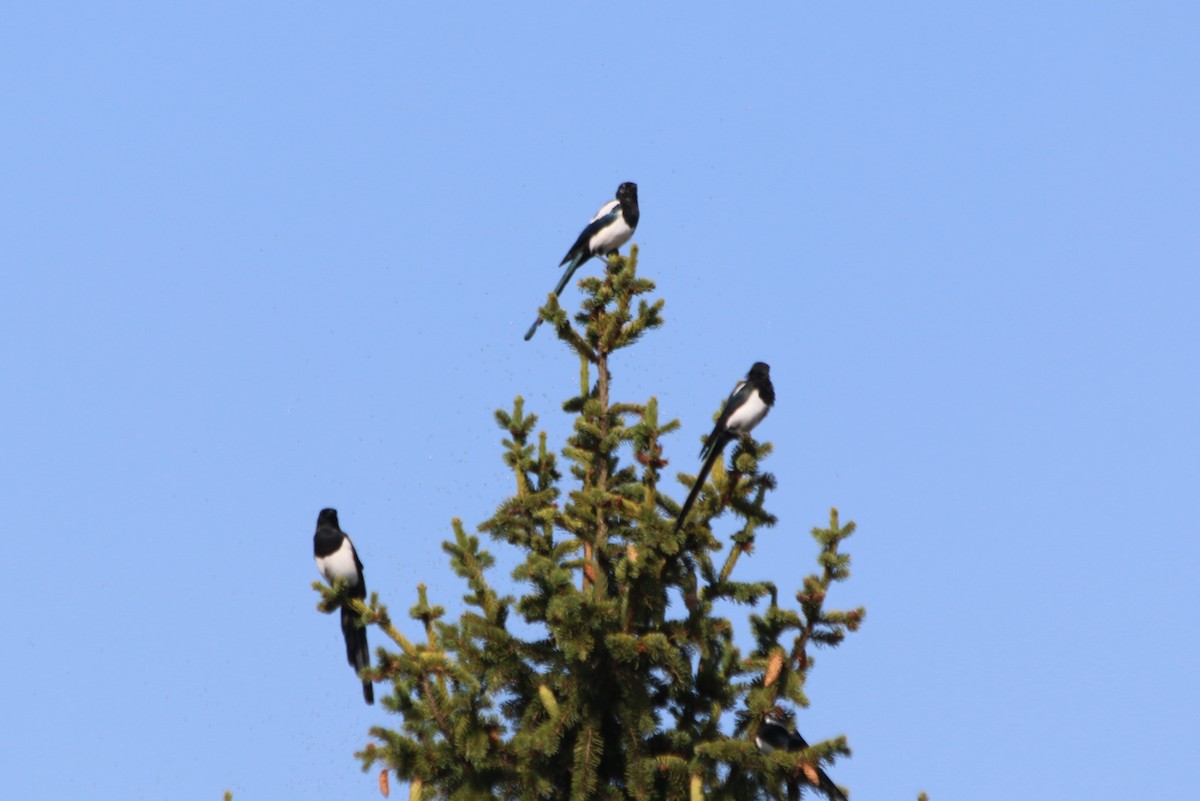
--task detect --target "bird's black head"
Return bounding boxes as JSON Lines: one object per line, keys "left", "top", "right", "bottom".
{"left": 764, "top": 705, "right": 789, "bottom": 726}
{"left": 616, "top": 182, "right": 638, "bottom": 203}
{"left": 317, "top": 508, "right": 340, "bottom": 527}
{"left": 749, "top": 362, "right": 770, "bottom": 378}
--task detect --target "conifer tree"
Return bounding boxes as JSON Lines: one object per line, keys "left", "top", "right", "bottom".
{"left": 315, "top": 248, "right": 866, "bottom": 800}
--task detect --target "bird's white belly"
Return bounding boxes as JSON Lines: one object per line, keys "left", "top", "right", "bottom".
{"left": 316, "top": 542, "right": 360, "bottom": 585}
{"left": 589, "top": 217, "right": 634, "bottom": 256}
{"left": 726, "top": 392, "right": 769, "bottom": 434}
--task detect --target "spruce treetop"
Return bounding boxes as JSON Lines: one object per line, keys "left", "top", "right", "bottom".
{"left": 315, "top": 249, "right": 867, "bottom": 801}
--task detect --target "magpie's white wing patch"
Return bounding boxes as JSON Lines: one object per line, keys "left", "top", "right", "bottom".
{"left": 589, "top": 199, "right": 620, "bottom": 223}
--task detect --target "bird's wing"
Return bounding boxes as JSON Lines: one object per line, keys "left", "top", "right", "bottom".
{"left": 589, "top": 198, "right": 620, "bottom": 223}
{"left": 529, "top": 198, "right": 625, "bottom": 341}
{"left": 723, "top": 386, "right": 768, "bottom": 435}
{"left": 347, "top": 539, "right": 367, "bottom": 597}
{"left": 679, "top": 379, "right": 751, "bottom": 529}
{"left": 561, "top": 202, "right": 621, "bottom": 265}
{"left": 700, "top": 379, "right": 749, "bottom": 458}
{"left": 717, "top": 379, "right": 751, "bottom": 428}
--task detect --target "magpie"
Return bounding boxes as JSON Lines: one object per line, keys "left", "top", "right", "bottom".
{"left": 313, "top": 508, "right": 374, "bottom": 705}
{"left": 674, "top": 362, "right": 775, "bottom": 532}
{"left": 523, "top": 181, "right": 640, "bottom": 340}
{"left": 756, "top": 707, "right": 848, "bottom": 801}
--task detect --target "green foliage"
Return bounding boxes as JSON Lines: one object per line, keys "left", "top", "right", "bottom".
{"left": 315, "top": 249, "right": 865, "bottom": 800}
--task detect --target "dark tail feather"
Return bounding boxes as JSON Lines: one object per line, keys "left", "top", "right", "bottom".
{"left": 552, "top": 254, "right": 586, "bottom": 298}
{"left": 674, "top": 439, "right": 728, "bottom": 532}
{"left": 789, "top": 732, "right": 847, "bottom": 801}
{"left": 340, "top": 606, "right": 374, "bottom": 705}
{"left": 525, "top": 254, "right": 590, "bottom": 341}
{"left": 785, "top": 767, "right": 844, "bottom": 801}
{"left": 816, "top": 767, "right": 847, "bottom": 801}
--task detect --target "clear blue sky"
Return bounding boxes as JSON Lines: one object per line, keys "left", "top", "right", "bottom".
{"left": 4, "top": 3, "right": 1197, "bottom": 799}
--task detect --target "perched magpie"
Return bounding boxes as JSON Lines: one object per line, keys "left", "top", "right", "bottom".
{"left": 757, "top": 707, "right": 848, "bottom": 801}
{"left": 523, "top": 181, "right": 640, "bottom": 341}
{"left": 674, "top": 362, "right": 775, "bottom": 532}
{"left": 313, "top": 508, "right": 374, "bottom": 705}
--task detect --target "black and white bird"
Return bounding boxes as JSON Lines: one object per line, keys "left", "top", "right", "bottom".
{"left": 313, "top": 508, "right": 374, "bottom": 705}
{"left": 756, "top": 707, "right": 848, "bottom": 801}
{"left": 674, "top": 362, "right": 775, "bottom": 532}
{"left": 524, "top": 181, "right": 640, "bottom": 341}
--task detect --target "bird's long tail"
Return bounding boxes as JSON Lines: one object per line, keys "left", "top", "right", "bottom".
{"left": 523, "top": 316, "right": 543, "bottom": 341}
{"left": 674, "top": 436, "right": 730, "bottom": 531}
{"left": 523, "top": 255, "right": 587, "bottom": 341}
{"left": 340, "top": 606, "right": 374, "bottom": 705}
{"left": 789, "top": 732, "right": 848, "bottom": 801}
{"left": 552, "top": 254, "right": 585, "bottom": 297}
{"left": 814, "top": 766, "right": 848, "bottom": 801}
